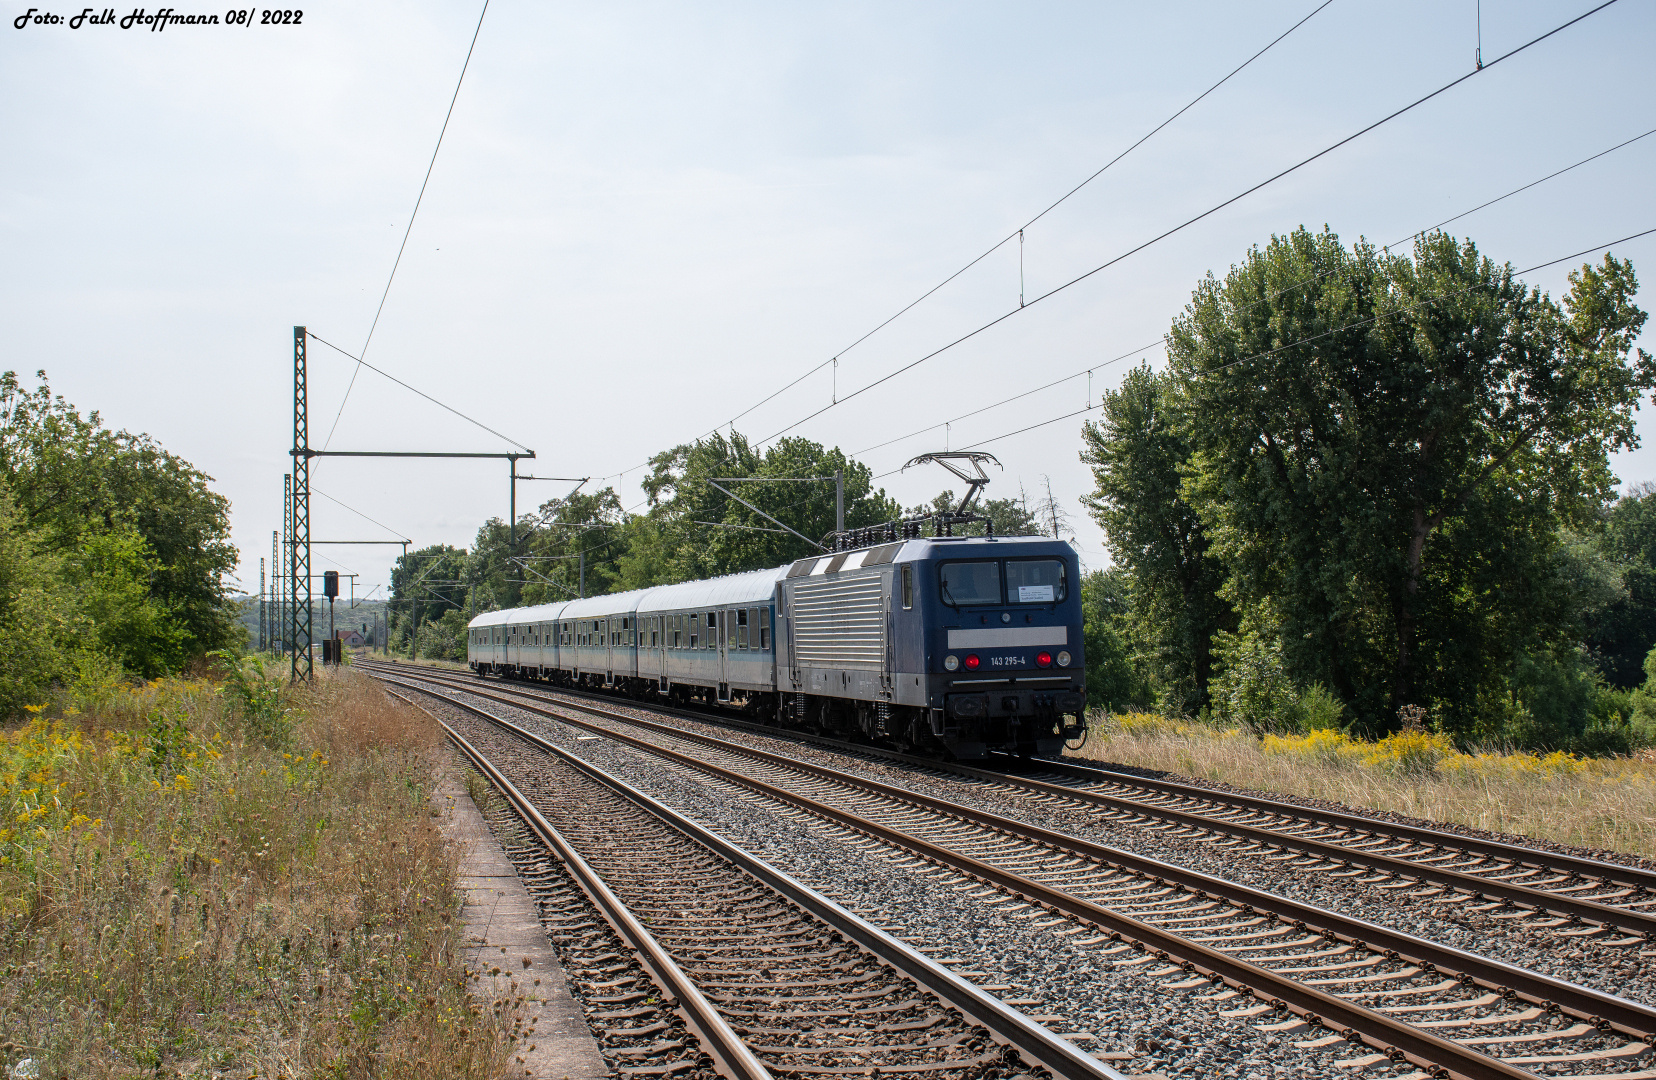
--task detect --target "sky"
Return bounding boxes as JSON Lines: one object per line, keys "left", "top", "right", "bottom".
{"left": 3, "top": 0, "right": 1653, "bottom": 601}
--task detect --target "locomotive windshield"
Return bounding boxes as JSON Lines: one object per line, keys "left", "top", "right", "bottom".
{"left": 1006, "top": 559, "right": 1067, "bottom": 604}
{"left": 939, "top": 558, "right": 1068, "bottom": 606}
{"left": 939, "top": 561, "right": 1001, "bottom": 606}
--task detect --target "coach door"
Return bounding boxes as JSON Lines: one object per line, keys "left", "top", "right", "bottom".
{"left": 717, "top": 610, "right": 732, "bottom": 702}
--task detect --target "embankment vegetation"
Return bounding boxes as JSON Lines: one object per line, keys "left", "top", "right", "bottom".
{"left": 1078, "top": 711, "right": 1656, "bottom": 860}
{"left": 0, "top": 663, "right": 514, "bottom": 1079}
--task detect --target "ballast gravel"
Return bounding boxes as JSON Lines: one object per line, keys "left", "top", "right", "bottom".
{"left": 407, "top": 682, "right": 1429, "bottom": 1080}
{"left": 531, "top": 687, "right": 1656, "bottom": 1010}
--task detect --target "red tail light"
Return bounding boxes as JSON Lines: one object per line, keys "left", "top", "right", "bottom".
{"left": 1036, "top": 651, "right": 1053, "bottom": 668}
{"left": 964, "top": 653, "right": 980, "bottom": 671}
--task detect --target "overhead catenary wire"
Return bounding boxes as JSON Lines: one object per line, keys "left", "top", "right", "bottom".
{"left": 749, "top": 0, "right": 1622, "bottom": 451}
{"left": 877, "top": 224, "right": 1656, "bottom": 473}
{"left": 322, "top": 0, "right": 493, "bottom": 452}
{"left": 312, "top": 486, "right": 413, "bottom": 542}
{"left": 306, "top": 330, "right": 532, "bottom": 452}
{"left": 597, "top": 0, "right": 1338, "bottom": 481}
{"left": 854, "top": 121, "right": 1656, "bottom": 463}
{"left": 1387, "top": 123, "right": 1656, "bottom": 251}
{"left": 854, "top": 339, "right": 1164, "bottom": 457}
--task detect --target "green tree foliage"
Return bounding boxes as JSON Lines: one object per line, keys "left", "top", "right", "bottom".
{"left": 1078, "top": 568, "right": 1150, "bottom": 712}
{"left": 0, "top": 370, "right": 241, "bottom": 658}
{"left": 1160, "top": 229, "right": 1651, "bottom": 737}
{"left": 637, "top": 432, "right": 901, "bottom": 582}
{"left": 388, "top": 544, "right": 470, "bottom": 652}
{"left": 70, "top": 527, "right": 189, "bottom": 676}
{"left": 1585, "top": 483, "right": 1656, "bottom": 688}
{"left": 513, "top": 487, "right": 629, "bottom": 603}
{"left": 907, "top": 487, "right": 1045, "bottom": 537}
{"left": 0, "top": 484, "right": 85, "bottom": 713}
{"left": 0, "top": 372, "right": 241, "bottom": 711}
{"left": 1080, "top": 364, "right": 1235, "bottom": 713}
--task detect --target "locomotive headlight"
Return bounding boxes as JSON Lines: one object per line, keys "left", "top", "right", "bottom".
{"left": 1057, "top": 650, "right": 1072, "bottom": 668}
{"left": 943, "top": 654, "right": 959, "bottom": 672}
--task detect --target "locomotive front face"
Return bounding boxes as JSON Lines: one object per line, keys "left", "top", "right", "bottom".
{"left": 907, "top": 536, "right": 1086, "bottom": 758}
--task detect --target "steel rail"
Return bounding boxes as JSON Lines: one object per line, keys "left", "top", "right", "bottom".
{"left": 382, "top": 671, "right": 1653, "bottom": 1080}
{"left": 421, "top": 683, "right": 1127, "bottom": 1080}
{"left": 372, "top": 661, "right": 1656, "bottom": 910}
{"left": 382, "top": 667, "right": 1656, "bottom": 1041}
{"left": 441, "top": 720, "right": 774, "bottom": 1080}
{"left": 373, "top": 662, "right": 1656, "bottom": 939}
{"left": 1009, "top": 753, "right": 1656, "bottom": 894}
{"left": 369, "top": 662, "right": 1656, "bottom": 934}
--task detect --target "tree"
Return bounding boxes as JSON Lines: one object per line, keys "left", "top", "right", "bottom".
{"left": 1034, "top": 476, "right": 1074, "bottom": 540}
{"left": 642, "top": 431, "right": 901, "bottom": 578}
{"left": 1168, "top": 229, "right": 1652, "bottom": 733}
{"left": 907, "top": 488, "right": 1045, "bottom": 536}
{"left": 512, "top": 487, "right": 628, "bottom": 602}
{"left": 390, "top": 544, "right": 470, "bottom": 651}
{"left": 1585, "top": 483, "right": 1656, "bottom": 688}
{"left": 1079, "top": 568, "right": 1150, "bottom": 712}
{"left": 0, "top": 482, "right": 85, "bottom": 713}
{"left": 0, "top": 370, "right": 242, "bottom": 666}
{"left": 1081, "top": 364, "right": 1234, "bottom": 713}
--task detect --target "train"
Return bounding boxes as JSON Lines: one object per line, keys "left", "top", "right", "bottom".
{"left": 465, "top": 531, "right": 1087, "bottom": 759}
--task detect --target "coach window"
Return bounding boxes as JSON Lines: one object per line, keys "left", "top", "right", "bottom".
{"left": 689, "top": 613, "right": 698, "bottom": 650}
{"left": 1006, "top": 559, "right": 1068, "bottom": 604}
{"left": 759, "top": 609, "right": 771, "bottom": 651}
{"left": 738, "top": 608, "right": 750, "bottom": 650}
{"left": 706, "top": 611, "right": 718, "bottom": 649}
{"left": 902, "top": 564, "right": 913, "bottom": 609}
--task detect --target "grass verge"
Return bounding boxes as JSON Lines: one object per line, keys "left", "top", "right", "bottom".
{"left": 0, "top": 662, "right": 512, "bottom": 1079}
{"left": 1073, "top": 712, "right": 1656, "bottom": 861}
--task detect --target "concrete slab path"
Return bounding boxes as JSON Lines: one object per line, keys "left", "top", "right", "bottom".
{"left": 436, "top": 773, "right": 611, "bottom": 1080}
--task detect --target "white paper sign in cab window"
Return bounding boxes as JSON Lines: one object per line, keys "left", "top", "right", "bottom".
{"left": 1018, "top": 585, "right": 1054, "bottom": 603}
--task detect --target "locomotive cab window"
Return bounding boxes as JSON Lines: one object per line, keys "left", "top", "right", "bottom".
{"left": 938, "top": 561, "right": 1002, "bottom": 607}
{"left": 1006, "top": 559, "right": 1067, "bottom": 604}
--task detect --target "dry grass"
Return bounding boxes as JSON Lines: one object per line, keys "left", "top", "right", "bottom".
{"left": 0, "top": 664, "right": 513, "bottom": 1079}
{"left": 1072, "top": 712, "right": 1656, "bottom": 861}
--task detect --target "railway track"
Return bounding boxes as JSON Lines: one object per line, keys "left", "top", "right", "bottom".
{"left": 370, "top": 661, "right": 1656, "bottom": 1080}
{"left": 368, "top": 661, "right": 1656, "bottom": 943}
{"left": 392, "top": 686, "right": 1123, "bottom": 1080}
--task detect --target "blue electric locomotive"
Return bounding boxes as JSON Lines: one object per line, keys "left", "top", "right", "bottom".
{"left": 465, "top": 531, "right": 1086, "bottom": 760}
